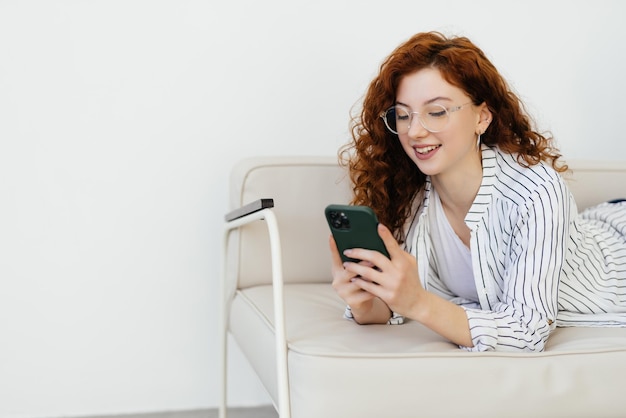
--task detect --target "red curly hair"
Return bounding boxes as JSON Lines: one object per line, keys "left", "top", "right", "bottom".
{"left": 340, "top": 31, "right": 567, "bottom": 242}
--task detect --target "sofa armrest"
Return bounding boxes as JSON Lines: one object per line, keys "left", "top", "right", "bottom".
{"left": 224, "top": 198, "right": 274, "bottom": 222}
{"left": 219, "top": 202, "right": 291, "bottom": 418}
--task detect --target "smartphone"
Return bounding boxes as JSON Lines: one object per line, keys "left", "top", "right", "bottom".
{"left": 324, "top": 204, "right": 390, "bottom": 263}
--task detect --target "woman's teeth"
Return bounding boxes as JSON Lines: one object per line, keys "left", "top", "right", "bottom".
{"left": 415, "top": 145, "right": 440, "bottom": 154}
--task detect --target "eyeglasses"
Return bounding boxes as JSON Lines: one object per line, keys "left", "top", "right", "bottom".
{"left": 380, "top": 102, "right": 473, "bottom": 134}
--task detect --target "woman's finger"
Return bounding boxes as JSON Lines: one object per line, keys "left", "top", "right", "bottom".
{"left": 377, "top": 223, "right": 403, "bottom": 259}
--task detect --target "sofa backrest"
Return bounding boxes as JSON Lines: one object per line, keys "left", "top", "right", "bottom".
{"left": 228, "top": 156, "right": 626, "bottom": 289}
{"left": 564, "top": 160, "right": 626, "bottom": 210}
{"left": 229, "top": 156, "right": 350, "bottom": 289}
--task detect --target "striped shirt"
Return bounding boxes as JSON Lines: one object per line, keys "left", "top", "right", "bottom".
{"left": 404, "top": 146, "right": 626, "bottom": 352}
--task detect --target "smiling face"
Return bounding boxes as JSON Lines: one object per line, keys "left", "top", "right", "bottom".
{"left": 395, "top": 67, "right": 490, "bottom": 180}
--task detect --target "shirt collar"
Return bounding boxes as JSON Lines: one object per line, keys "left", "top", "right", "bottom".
{"left": 465, "top": 145, "right": 497, "bottom": 228}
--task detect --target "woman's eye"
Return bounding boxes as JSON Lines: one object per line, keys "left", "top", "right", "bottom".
{"left": 428, "top": 110, "right": 447, "bottom": 118}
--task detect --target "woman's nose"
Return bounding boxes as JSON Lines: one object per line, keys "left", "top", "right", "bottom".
{"left": 406, "top": 116, "right": 428, "bottom": 138}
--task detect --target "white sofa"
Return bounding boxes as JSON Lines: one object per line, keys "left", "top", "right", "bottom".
{"left": 219, "top": 156, "right": 626, "bottom": 418}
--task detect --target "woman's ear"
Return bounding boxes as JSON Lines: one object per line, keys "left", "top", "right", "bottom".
{"left": 477, "top": 104, "right": 492, "bottom": 135}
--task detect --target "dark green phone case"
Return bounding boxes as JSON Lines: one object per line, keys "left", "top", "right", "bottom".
{"left": 324, "top": 204, "right": 390, "bottom": 263}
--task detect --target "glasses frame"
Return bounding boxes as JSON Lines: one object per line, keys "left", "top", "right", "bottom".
{"left": 380, "top": 101, "right": 474, "bottom": 134}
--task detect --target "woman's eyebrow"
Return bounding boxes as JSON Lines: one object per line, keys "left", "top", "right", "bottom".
{"left": 424, "top": 96, "right": 452, "bottom": 105}
{"left": 395, "top": 96, "right": 453, "bottom": 108}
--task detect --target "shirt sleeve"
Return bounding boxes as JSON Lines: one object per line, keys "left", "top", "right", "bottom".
{"left": 344, "top": 306, "right": 405, "bottom": 325}
{"left": 460, "top": 182, "right": 570, "bottom": 352}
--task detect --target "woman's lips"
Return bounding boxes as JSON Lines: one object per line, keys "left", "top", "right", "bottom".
{"left": 414, "top": 144, "right": 441, "bottom": 160}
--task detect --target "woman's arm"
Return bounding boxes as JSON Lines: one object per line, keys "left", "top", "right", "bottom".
{"left": 347, "top": 178, "right": 570, "bottom": 352}
{"left": 344, "top": 224, "right": 474, "bottom": 347}
{"left": 461, "top": 186, "right": 568, "bottom": 351}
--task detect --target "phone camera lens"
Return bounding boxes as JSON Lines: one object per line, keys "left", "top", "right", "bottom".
{"left": 339, "top": 212, "right": 350, "bottom": 229}
{"left": 329, "top": 210, "right": 350, "bottom": 229}
{"left": 329, "top": 211, "right": 340, "bottom": 228}
{"left": 328, "top": 211, "right": 350, "bottom": 229}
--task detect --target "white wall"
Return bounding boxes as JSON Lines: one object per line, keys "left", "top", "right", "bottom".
{"left": 1, "top": 1, "right": 624, "bottom": 417}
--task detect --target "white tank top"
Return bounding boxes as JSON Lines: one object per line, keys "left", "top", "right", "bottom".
{"left": 429, "top": 188, "right": 479, "bottom": 302}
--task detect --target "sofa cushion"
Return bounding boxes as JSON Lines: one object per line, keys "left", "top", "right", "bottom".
{"left": 230, "top": 283, "right": 626, "bottom": 418}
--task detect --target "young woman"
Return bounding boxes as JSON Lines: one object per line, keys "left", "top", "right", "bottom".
{"left": 330, "top": 31, "right": 626, "bottom": 352}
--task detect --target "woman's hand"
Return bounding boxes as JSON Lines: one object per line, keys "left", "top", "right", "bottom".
{"left": 329, "top": 234, "right": 391, "bottom": 324}
{"left": 331, "top": 224, "right": 473, "bottom": 346}
{"left": 341, "top": 224, "right": 425, "bottom": 319}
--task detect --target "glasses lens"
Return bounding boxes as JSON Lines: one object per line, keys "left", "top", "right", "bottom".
{"left": 383, "top": 104, "right": 451, "bottom": 134}
{"left": 383, "top": 106, "right": 410, "bottom": 134}
{"left": 382, "top": 107, "right": 397, "bottom": 134}
{"left": 422, "top": 104, "right": 449, "bottom": 133}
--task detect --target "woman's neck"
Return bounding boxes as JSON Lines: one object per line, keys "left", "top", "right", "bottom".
{"left": 430, "top": 156, "right": 483, "bottom": 219}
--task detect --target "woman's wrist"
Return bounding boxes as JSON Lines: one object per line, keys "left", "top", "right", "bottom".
{"left": 406, "top": 286, "right": 431, "bottom": 324}
{"left": 350, "top": 298, "right": 391, "bottom": 324}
